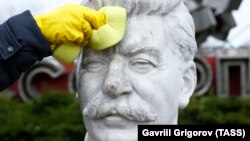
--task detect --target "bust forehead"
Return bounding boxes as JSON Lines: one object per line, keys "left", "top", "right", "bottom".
{"left": 120, "top": 16, "right": 167, "bottom": 52}
{"left": 83, "top": 16, "right": 176, "bottom": 58}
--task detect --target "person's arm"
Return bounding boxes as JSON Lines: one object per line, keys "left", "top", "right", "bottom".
{"left": 0, "top": 10, "right": 52, "bottom": 91}
{"left": 0, "top": 4, "right": 105, "bottom": 91}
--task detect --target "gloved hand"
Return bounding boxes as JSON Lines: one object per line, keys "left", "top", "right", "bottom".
{"left": 34, "top": 4, "right": 106, "bottom": 46}
{"left": 34, "top": 4, "right": 126, "bottom": 64}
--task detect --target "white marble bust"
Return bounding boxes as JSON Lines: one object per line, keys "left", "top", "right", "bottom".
{"left": 76, "top": 0, "right": 197, "bottom": 141}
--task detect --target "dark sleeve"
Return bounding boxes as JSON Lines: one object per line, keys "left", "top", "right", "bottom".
{"left": 0, "top": 10, "right": 52, "bottom": 91}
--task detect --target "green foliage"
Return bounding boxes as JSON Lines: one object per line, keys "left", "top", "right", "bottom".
{"left": 179, "top": 95, "right": 250, "bottom": 124}
{"left": 0, "top": 91, "right": 85, "bottom": 141}
{"left": 1, "top": 91, "right": 250, "bottom": 140}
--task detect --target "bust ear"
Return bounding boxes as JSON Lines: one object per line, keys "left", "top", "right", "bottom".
{"left": 179, "top": 61, "right": 197, "bottom": 108}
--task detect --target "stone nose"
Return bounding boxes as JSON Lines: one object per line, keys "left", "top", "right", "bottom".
{"left": 104, "top": 80, "right": 120, "bottom": 97}
{"left": 103, "top": 59, "right": 132, "bottom": 98}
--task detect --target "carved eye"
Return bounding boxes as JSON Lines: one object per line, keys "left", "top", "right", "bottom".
{"left": 130, "top": 59, "right": 155, "bottom": 73}
{"left": 84, "top": 60, "right": 106, "bottom": 72}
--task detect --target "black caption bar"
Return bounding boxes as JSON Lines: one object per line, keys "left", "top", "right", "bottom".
{"left": 138, "top": 125, "right": 250, "bottom": 140}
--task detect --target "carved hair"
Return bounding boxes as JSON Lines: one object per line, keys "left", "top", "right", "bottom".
{"left": 81, "top": 0, "right": 197, "bottom": 63}
{"left": 82, "top": 0, "right": 182, "bottom": 16}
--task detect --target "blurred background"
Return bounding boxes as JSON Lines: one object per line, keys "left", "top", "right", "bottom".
{"left": 1, "top": 0, "right": 250, "bottom": 140}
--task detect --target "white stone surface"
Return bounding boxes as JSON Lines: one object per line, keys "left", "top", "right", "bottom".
{"left": 76, "top": 0, "right": 198, "bottom": 141}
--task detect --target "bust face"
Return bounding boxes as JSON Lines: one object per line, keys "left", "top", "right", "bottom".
{"left": 77, "top": 16, "right": 194, "bottom": 141}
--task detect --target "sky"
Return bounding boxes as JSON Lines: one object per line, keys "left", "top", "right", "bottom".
{"left": 227, "top": 0, "right": 250, "bottom": 47}
{"left": 0, "top": 0, "right": 82, "bottom": 22}
{"left": 0, "top": 0, "right": 249, "bottom": 48}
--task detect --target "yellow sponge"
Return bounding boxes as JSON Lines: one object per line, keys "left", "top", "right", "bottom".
{"left": 53, "top": 6, "right": 127, "bottom": 64}
{"left": 90, "top": 6, "right": 127, "bottom": 50}
{"left": 52, "top": 43, "right": 81, "bottom": 64}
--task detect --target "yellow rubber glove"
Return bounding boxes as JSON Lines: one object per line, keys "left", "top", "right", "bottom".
{"left": 34, "top": 4, "right": 106, "bottom": 46}
{"left": 35, "top": 4, "right": 126, "bottom": 64}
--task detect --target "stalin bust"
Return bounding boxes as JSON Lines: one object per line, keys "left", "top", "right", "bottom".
{"left": 76, "top": 0, "right": 197, "bottom": 141}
